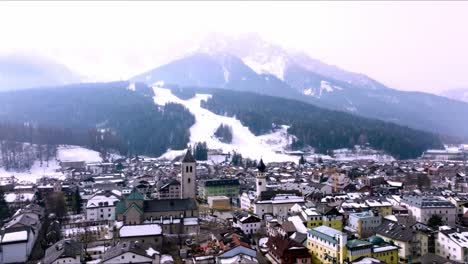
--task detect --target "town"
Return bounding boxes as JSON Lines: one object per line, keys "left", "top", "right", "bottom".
{"left": 0, "top": 145, "right": 467, "bottom": 264}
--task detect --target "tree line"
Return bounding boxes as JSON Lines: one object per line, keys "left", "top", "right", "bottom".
{"left": 0, "top": 82, "right": 195, "bottom": 158}
{"left": 201, "top": 89, "right": 443, "bottom": 159}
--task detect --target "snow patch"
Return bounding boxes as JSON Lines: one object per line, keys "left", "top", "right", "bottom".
{"left": 303, "top": 88, "right": 313, "bottom": 96}
{"left": 127, "top": 83, "right": 136, "bottom": 91}
{"left": 0, "top": 145, "right": 102, "bottom": 183}
{"left": 242, "top": 56, "right": 286, "bottom": 80}
{"left": 58, "top": 145, "right": 102, "bottom": 163}
{"left": 153, "top": 87, "right": 297, "bottom": 162}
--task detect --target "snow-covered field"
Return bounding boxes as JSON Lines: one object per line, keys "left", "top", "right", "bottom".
{"left": 0, "top": 145, "right": 103, "bottom": 183}
{"left": 153, "top": 85, "right": 297, "bottom": 162}
{"left": 58, "top": 145, "right": 102, "bottom": 163}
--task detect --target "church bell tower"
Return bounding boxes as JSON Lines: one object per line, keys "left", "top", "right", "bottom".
{"left": 256, "top": 158, "right": 267, "bottom": 197}
{"left": 181, "top": 149, "right": 196, "bottom": 199}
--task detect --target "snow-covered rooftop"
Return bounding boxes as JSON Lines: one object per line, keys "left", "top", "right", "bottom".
{"left": 119, "top": 224, "right": 162, "bottom": 237}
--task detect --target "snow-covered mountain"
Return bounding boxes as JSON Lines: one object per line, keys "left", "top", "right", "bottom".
{"left": 131, "top": 52, "right": 297, "bottom": 98}
{"left": 0, "top": 54, "right": 81, "bottom": 91}
{"left": 132, "top": 33, "right": 468, "bottom": 141}
{"left": 440, "top": 88, "right": 468, "bottom": 103}
{"left": 197, "top": 32, "right": 387, "bottom": 92}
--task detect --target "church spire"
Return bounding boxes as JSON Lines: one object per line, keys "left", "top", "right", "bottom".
{"left": 182, "top": 148, "right": 196, "bottom": 163}
{"left": 257, "top": 158, "right": 266, "bottom": 173}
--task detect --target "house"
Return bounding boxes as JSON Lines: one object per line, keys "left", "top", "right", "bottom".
{"left": 157, "top": 179, "right": 180, "bottom": 200}
{"left": 300, "top": 204, "right": 343, "bottom": 231}
{"left": 86, "top": 190, "right": 120, "bottom": 221}
{"left": 42, "top": 239, "right": 83, "bottom": 264}
{"left": 346, "top": 236, "right": 398, "bottom": 264}
{"left": 118, "top": 224, "right": 163, "bottom": 247}
{"left": 306, "top": 224, "right": 398, "bottom": 264}
{"left": 347, "top": 211, "right": 382, "bottom": 238}
{"left": 400, "top": 196, "right": 456, "bottom": 226}
{"left": 0, "top": 227, "right": 36, "bottom": 264}
{"left": 375, "top": 220, "right": 428, "bottom": 263}
{"left": 101, "top": 241, "right": 161, "bottom": 264}
{"left": 266, "top": 235, "right": 311, "bottom": 264}
{"left": 216, "top": 245, "right": 258, "bottom": 264}
{"left": 307, "top": 225, "right": 347, "bottom": 264}
{"left": 435, "top": 226, "right": 468, "bottom": 262}
{"left": 239, "top": 191, "right": 256, "bottom": 212}
{"left": 365, "top": 199, "right": 393, "bottom": 216}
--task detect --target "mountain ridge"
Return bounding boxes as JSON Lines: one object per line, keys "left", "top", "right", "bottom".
{"left": 131, "top": 34, "right": 468, "bottom": 141}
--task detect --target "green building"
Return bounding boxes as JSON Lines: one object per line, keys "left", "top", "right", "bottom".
{"left": 199, "top": 179, "right": 240, "bottom": 204}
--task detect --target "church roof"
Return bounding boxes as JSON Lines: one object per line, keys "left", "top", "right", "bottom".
{"left": 127, "top": 189, "right": 144, "bottom": 200}
{"left": 257, "top": 159, "right": 266, "bottom": 173}
{"left": 144, "top": 198, "right": 198, "bottom": 212}
{"left": 182, "top": 149, "right": 196, "bottom": 163}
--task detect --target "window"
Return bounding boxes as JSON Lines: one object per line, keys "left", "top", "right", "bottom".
{"left": 188, "top": 178, "right": 191, "bottom": 183}
{"left": 186, "top": 166, "right": 188, "bottom": 173}
{"left": 121, "top": 256, "right": 124, "bottom": 259}
{"left": 190, "top": 166, "right": 193, "bottom": 173}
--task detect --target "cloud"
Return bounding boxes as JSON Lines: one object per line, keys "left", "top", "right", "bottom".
{"left": 0, "top": 1, "right": 467, "bottom": 92}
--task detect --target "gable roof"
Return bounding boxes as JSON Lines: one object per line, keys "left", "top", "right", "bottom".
{"left": 123, "top": 202, "right": 144, "bottom": 216}
{"left": 127, "top": 189, "right": 144, "bottom": 200}
{"left": 375, "top": 220, "right": 415, "bottom": 242}
{"left": 217, "top": 245, "right": 256, "bottom": 259}
{"left": 43, "top": 239, "right": 83, "bottom": 264}
{"left": 102, "top": 241, "right": 154, "bottom": 262}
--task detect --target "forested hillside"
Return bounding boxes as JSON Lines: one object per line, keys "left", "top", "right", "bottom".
{"left": 0, "top": 82, "right": 195, "bottom": 156}
{"left": 195, "top": 88, "right": 443, "bottom": 159}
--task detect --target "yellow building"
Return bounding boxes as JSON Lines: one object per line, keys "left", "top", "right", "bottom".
{"left": 307, "top": 225, "right": 399, "bottom": 264}
{"left": 365, "top": 199, "right": 393, "bottom": 216}
{"left": 346, "top": 237, "right": 398, "bottom": 263}
{"left": 301, "top": 204, "right": 343, "bottom": 231}
{"left": 307, "top": 225, "right": 347, "bottom": 264}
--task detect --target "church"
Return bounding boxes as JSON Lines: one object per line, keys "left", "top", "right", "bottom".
{"left": 253, "top": 159, "right": 305, "bottom": 219}
{"left": 115, "top": 149, "right": 199, "bottom": 235}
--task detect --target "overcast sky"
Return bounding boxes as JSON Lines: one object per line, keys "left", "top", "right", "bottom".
{"left": 1, "top": 1, "right": 467, "bottom": 93}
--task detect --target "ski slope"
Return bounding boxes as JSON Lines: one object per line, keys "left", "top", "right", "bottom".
{"left": 153, "top": 85, "right": 297, "bottom": 162}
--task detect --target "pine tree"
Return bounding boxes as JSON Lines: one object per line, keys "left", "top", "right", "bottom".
{"left": 73, "top": 188, "right": 83, "bottom": 214}
{"left": 299, "top": 155, "right": 306, "bottom": 165}
{"left": 116, "top": 162, "right": 124, "bottom": 171}
{"left": 0, "top": 190, "right": 11, "bottom": 222}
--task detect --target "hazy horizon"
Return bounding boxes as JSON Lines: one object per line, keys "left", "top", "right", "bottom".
{"left": 1, "top": 1, "right": 468, "bottom": 94}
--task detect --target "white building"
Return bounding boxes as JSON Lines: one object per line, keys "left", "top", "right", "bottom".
{"left": 254, "top": 193, "right": 305, "bottom": 219}
{"left": 347, "top": 211, "right": 382, "bottom": 238}
{"left": 86, "top": 191, "right": 120, "bottom": 221}
{"left": 436, "top": 226, "right": 468, "bottom": 262}
{"left": 157, "top": 179, "right": 181, "bottom": 200}
{"left": 400, "top": 196, "right": 456, "bottom": 226}
{"left": 232, "top": 212, "right": 262, "bottom": 235}
{"left": 0, "top": 228, "right": 35, "bottom": 264}
{"left": 253, "top": 159, "right": 305, "bottom": 219}
{"left": 101, "top": 241, "right": 161, "bottom": 264}
{"left": 239, "top": 191, "right": 256, "bottom": 212}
